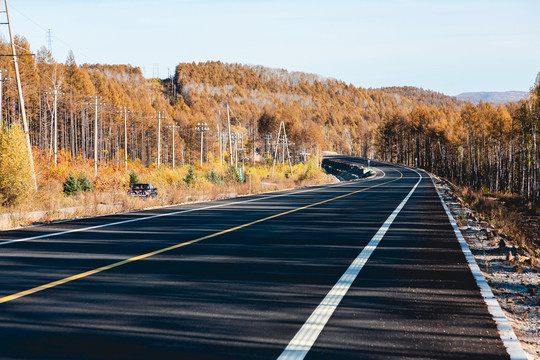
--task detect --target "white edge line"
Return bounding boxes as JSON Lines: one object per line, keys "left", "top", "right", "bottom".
{"left": 277, "top": 169, "right": 421, "bottom": 360}
{"left": 0, "top": 168, "right": 387, "bottom": 247}
{"left": 429, "top": 174, "right": 528, "bottom": 360}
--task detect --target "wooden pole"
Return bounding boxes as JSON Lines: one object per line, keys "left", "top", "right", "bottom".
{"left": 5, "top": 0, "right": 37, "bottom": 190}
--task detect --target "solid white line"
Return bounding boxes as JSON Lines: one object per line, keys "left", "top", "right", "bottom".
{"left": 430, "top": 175, "right": 528, "bottom": 360}
{"left": 0, "top": 169, "right": 387, "bottom": 247}
{"left": 278, "top": 170, "right": 421, "bottom": 360}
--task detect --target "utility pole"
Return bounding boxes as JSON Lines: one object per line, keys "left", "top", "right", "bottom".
{"left": 252, "top": 120, "right": 255, "bottom": 165}
{"left": 282, "top": 133, "right": 286, "bottom": 165}
{"left": 0, "top": 70, "right": 3, "bottom": 125}
{"left": 265, "top": 134, "right": 272, "bottom": 168}
{"left": 241, "top": 132, "right": 245, "bottom": 174}
{"left": 227, "top": 104, "right": 233, "bottom": 165}
{"left": 195, "top": 122, "right": 209, "bottom": 166}
{"left": 157, "top": 111, "right": 162, "bottom": 168}
{"left": 166, "top": 121, "right": 180, "bottom": 169}
{"left": 42, "top": 71, "right": 63, "bottom": 166}
{"left": 0, "top": 70, "right": 10, "bottom": 126}
{"left": 217, "top": 123, "right": 222, "bottom": 166}
{"left": 53, "top": 88, "right": 58, "bottom": 165}
{"left": 172, "top": 121, "right": 175, "bottom": 169}
{"left": 216, "top": 110, "right": 223, "bottom": 166}
{"left": 123, "top": 107, "right": 129, "bottom": 170}
{"left": 231, "top": 133, "right": 238, "bottom": 169}
{"left": 4, "top": 0, "right": 37, "bottom": 190}
{"left": 94, "top": 96, "right": 98, "bottom": 177}
{"left": 272, "top": 121, "right": 293, "bottom": 177}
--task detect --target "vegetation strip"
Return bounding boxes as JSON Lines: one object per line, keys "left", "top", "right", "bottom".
{"left": 0, "top": 171, "right": 401, "bottom": 304}
{"left": 0, "top": 173, "right": 376, "bottom": 246}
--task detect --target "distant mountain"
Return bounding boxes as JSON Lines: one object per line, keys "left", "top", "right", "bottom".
{"left": 455, "top": 91, "right": 528, "bottom": 105}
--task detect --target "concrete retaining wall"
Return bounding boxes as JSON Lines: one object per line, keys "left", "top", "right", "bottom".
{"left": 322, "top": 158, "right": 371, "bottom": 181}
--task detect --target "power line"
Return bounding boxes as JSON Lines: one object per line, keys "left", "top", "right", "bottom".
{"left": 9, "top": 5, "right": 97, "bottom": 63}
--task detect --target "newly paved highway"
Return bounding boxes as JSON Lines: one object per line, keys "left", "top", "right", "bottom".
{"left": 0, "top": 159, "right": 520, "bottom": 359}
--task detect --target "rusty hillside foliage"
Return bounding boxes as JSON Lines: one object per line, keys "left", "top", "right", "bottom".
{"left": 1, "top": 36, "right": 461, "bottom": 181}
{"left": 175, "top": 61, "right": 539, "bottom": 204}
{"left": 0, "top": 37, "right": 538, "bottom": 230}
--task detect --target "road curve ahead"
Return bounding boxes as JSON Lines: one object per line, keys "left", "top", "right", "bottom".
{"left": 0, "top": 158, "right": 520, "bottom": 359}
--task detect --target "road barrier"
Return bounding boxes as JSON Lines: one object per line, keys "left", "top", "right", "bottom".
{"left": 321, "top": 158, "right": 371, "bottom": 181}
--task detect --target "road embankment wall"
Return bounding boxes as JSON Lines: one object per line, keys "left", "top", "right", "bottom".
{"left": 322, "top": 158, "right": 371, "bottom": 181}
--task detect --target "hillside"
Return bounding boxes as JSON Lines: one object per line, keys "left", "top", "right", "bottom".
{"left": 173, "top": 61, "right": 460, "bottom": 158}
{"left": 174, "top": 62, "right": 540, "bottom": 220}
{"left": 456, "top": 91, "right": 528, "bottom": 105}
{"left": 0, "top": 34, "right": 537, "bottom": 220}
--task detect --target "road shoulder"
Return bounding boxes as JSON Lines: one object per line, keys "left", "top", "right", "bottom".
{"left": 432, "top": 174, "right": 537, "bottom": 360}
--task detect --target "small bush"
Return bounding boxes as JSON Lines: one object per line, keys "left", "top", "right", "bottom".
{"left": 78, "top": 173, "right": 94, "bottom": 192}
{"left": 298, "top": 161, "right": 320, "bottom": 181}
{"left": 129, "top": 170, "right": 140, "bottom": 187}
{"left": 156, "top": 168, "right": 182, "bottom": 185}
{"left": 184, "top": 167, "right": 196, "bottom": 186}
{"left": 205, "top": 169, "right": 222, "bottom": 185}
{"left": 63, "top": 173, "right": 94, "bottom": 196}
{"left": 63, "top": 173, "right": 81, "bottom": 196}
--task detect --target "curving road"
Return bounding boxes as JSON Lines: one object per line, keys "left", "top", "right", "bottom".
{"left": 0, "top": 158, "right": 522, "bottom": 359}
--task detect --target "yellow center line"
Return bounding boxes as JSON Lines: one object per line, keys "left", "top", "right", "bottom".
{"left": 0, "top": 170, "right": 404, "bottom": 304}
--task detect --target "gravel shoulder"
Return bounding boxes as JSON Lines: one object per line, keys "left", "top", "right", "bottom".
{"left": 433, "top": 175, "right": 540, "bottom": 359}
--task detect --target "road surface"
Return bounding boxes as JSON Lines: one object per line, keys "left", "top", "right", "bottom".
{"left": 0, "top": 158, "right": 522, "bottom": 359}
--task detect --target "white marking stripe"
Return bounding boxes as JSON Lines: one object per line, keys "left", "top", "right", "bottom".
{"left": 430, "top": 175, "right": 528, "bottom": 360}
{"left": 0, "top": 170, "right": 385, "bottom": 247}
{"left": 278, "top": 171, "right": 421, "bottom": 360}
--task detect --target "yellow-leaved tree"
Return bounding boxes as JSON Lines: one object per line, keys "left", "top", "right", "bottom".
{"left": 0, "top": 125, "right": 33, "bottom": 205}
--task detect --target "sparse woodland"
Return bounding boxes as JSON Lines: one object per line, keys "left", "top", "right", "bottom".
{"left": 378, "top": 81, "right": 540, "bottom": 205}
{"left": 0, "top": 37, "right": 539, "bottom": 239}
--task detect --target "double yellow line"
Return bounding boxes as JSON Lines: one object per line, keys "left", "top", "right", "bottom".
{"left": 0, "top": 171, "right": 403, "bottom": 304}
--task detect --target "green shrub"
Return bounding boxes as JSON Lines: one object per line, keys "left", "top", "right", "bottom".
{"left": 205, "top": 169, "right": 222, "bottom": 185}
{"left": 78, "top": 173, "right": 94, "bottom": 192}
{"left": 184, "top": 167, "right": 196, "bottom": 186}
{"left": 228, "top": 166, "right": 242, "bottom": 183}
{"left": 129, "top": 170, "right": 140, "bottom": 187}
{"left": 63, "top": 173, "right": 81, "bottom": 196}
{"left": 299, "top": 161, "right": 319, "bottom": 181}
{"left": 0, "top": 125, "right": 33, "bottom": 205}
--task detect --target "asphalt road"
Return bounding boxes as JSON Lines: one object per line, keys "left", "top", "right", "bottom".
{"left": 0, "top": 159, "right": 513, "bottom": 359}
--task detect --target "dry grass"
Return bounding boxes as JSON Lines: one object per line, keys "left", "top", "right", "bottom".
{"left": 0, "top": 156, "right": 335, "bottom": 230}
{"left": 456, "top": 186, "right": 540, "bottom": 258}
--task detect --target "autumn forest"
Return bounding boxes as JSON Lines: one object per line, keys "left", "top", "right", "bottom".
{"left": 1, "top": 35, "right": 539, "bottom": 210}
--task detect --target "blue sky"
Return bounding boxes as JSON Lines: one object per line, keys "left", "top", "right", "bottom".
{"left": 5, "top": 0, "right": 540, "bottom": 95}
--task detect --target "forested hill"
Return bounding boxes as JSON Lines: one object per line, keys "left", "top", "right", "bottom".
{"left": 173, "top": 61, "right": 460, "bottom": 155}
{"left": 174, "top": 61, "right": 540, "bottom": 209}
{"left": 175, "top": 61, "right": 458, "bottom": 113}
{"left": 1, "top": 33, "right": 537, "bottom": 211}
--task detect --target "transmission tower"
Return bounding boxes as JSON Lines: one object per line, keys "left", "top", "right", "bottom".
{"left": 271, "top": 121, "right": 293, "bottom": 177}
